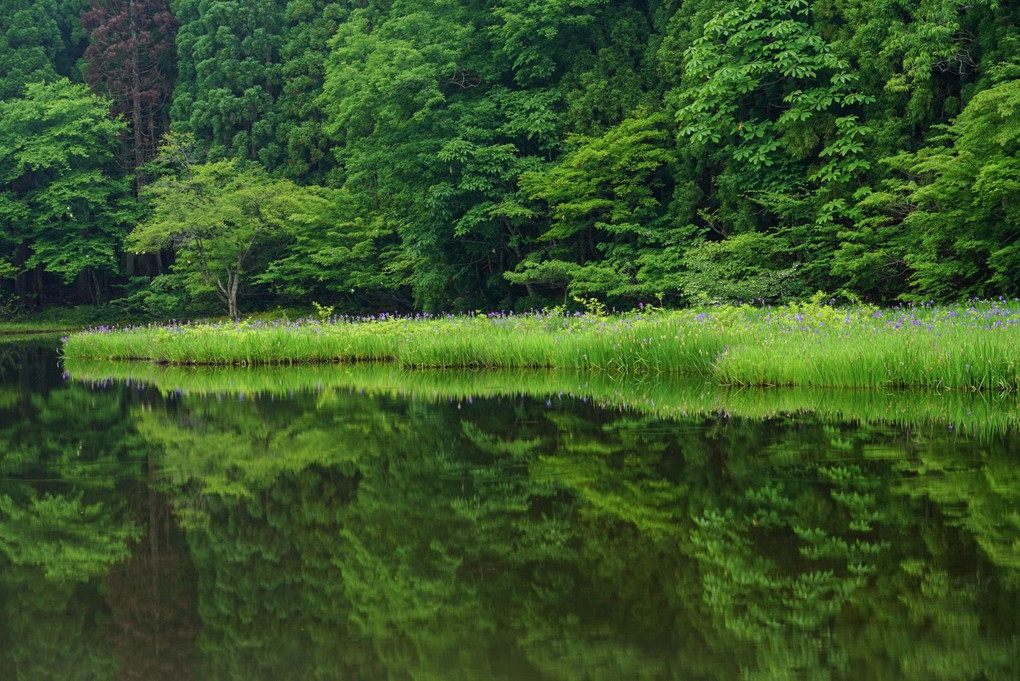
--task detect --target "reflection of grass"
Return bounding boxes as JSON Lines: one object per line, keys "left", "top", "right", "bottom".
{"left": 66, "top": 358, "right": 1020, "bottom": 439}
{"left": 61, "top": 301, "right": 1020, "bottom": 390}
{"left": 0, "top": 330, "right": 64, "bottom": 345}
{"left": 1, "top": 335, "right": 62, "bottom": 381}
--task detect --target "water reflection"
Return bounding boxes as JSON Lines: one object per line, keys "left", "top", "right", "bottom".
{"left": 1, "top": 344, "right": 1019, "bottom": 679}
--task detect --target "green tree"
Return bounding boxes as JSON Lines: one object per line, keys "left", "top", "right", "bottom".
{"left": 254, "top": 187, "right": 413, "bottom": 311}
{"left": 487, "top": 0, "right": 609, "bottom": 86}
{"left": 666, "top": 0, "right": 873, "bottom": 298}
{"left": 509, "top": 111, "right": 684, "bottom": 304}
{"left": 0, "top": 79, "right": 132, "bottom": 306}
{"left": 558, "top": 2, "right": 660, "bottom": 135}
{"left": 128, "top": 135, "right": 322, "bottom": 318}
{"left": 898, "top": 78, "right": 1020, "bottom": 299}
{"left": 269, "top": 0, "right": 351, "bottom": 184}
{"left": 819, "top": 0, "right": 1020, "bottom": 301}
{"left": 0, "top": 0, "right": 88, "bottom": 99}
{"left": 320, "top": 0, "right": 488, "bottom": 310}
{"left": 837, "top": 74, "right": 1020, "bottom": 302}
{"left": 170, "top": 0, "right": 286, "bottom": 160}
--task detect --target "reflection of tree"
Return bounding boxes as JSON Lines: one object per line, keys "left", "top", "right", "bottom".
{"left": 519, "top": 409, "right": 735, "bottom": 679}
{"left": 1, "top": 338, "right": 62, "bottom": 396}
{"left": 22, "top": 341, "right": 1020, "bottom": 679}
{"left": 896, "top": 431, "right": 1020, "bottom": 579}
{"left": 106, "top": 455, "right": 199, "bottom": 681}
{"left": 144, "top": 393, "right": 716, "bottom": 679}
{"left": 336, "top": 410, "right": 560, "bottom": 680}
{"left": 0, "top": 490, "right": 135, "bottom": 579}
{"left": 132, "top": 390, "right": 386, "bottom": 678}
{"left": 522, "top": 411, "right": 1020, "bottom": 681}
{"left": 187, "top": 466, "right": 374, "bottom": 681}
{"left": 0, "top": 573, "right": 117, "bottom": 681}
{"left": 0, "top": 387, "right": 139, "bottom": 580}
{"left": 880, "top": 432, "right": 1020, "bottom": 679}
{"left": 134, "top": 389, "right": 389, "bottom": 501}
{"left": 125, "top": 382, "right": 1020, "bottom": 680}
{"left": 0, "top": 378, "right": 142, "bottom": 679}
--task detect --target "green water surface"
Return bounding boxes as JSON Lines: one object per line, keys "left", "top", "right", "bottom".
{"left": 2, "top": 340, "right": 1019, "bottom": 680}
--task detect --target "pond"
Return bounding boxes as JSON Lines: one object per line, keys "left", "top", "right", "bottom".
{"left": 2, "top": 338, "right": 1020, "bottom": 680}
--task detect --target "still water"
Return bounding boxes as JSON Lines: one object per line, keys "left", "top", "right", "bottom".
{"left": 2, "top": 338, "right": 1020, "bottom": 680}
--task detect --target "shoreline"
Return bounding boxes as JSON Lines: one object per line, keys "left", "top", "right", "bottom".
{"left": 61, "top": 302, "right": 1020, "bottom": 391}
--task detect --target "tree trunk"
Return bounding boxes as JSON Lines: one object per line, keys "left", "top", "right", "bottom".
{"left": 130, "top": 0, "right": 145, "bottom": 186}
{"left": 33, "top": 265, "right": 44, "bottom": 307}
{"left": 91, "top": 267, "right": 104, "bottom": 306}
{"left": 228, "top": 272, "right": 240, "bottom": 320}
{"left": 218, "top": 270, "right": 241, "bottom": 320}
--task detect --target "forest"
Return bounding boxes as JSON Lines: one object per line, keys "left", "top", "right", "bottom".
{"left": 2, "top": 0, "right": 1020, "bottom": 318}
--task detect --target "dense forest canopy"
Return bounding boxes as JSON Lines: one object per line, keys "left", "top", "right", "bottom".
{"left": 1, "top": 0, "right": 1019, "bottom": 317}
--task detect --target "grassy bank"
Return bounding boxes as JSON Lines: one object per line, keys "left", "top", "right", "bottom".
{"left": 61, "top": 301, "right": 1020, "bottom": 390}
{"left": 1, "top": 321, "right": 78, "bottom": 337}
{"left": 0, "top": 304, "right": 136, "bottom": 338}
{"left": 1, "top": 320, "right": 77, "bottom": 346}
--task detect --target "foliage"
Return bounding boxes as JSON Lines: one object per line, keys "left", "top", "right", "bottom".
{"left": 0, "top": 0, "right": 87, "bottom": 99}
{"left": 253, "top": 187, "right": 412, "bottom": 311}
{"left": 900, "top": 79, "right": 1020, "bottom": 299}
{"left": 319, "top": 0, "right": 560, "bottom": 310}
{"left": 679, "top": 232, "right": 801, "bottom": 304}
{"left": 169, "top": 0, "right": 285, "bottom": 161}
{"left": 0, "top": 79, "right": 133, "bottom": 304}
{"left": 673, "top": 0, "right": 869, "bottom": 178}
{"left": 511, "top": 111, "right": 683, "bottom": 303}
{"left": 5, "top": 0, "right": 1020, "bottom": 313}
{"left": 270, "top": 0, "right": 349, "bottom": 183}
{"left": 128, "top": 135, "right": 325, "bottom": 319}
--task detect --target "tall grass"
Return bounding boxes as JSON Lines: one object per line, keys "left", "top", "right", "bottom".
{"left": 62, "top": 309, "right": 732, "bottom": 372}
{"left": 62, "top": 300, "right": 1020, "bottom": 390}
{"left": 712, "top": 301, "right": 1020, "bottom": 390}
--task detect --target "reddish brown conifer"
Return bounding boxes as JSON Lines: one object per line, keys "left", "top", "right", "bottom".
{"left": 83, "top": 0, "right": 178, "bottom": 186}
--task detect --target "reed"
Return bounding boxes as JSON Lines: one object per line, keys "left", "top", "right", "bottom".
{"left": 61, "top": 309, "right": 735, "bottom": 372}
{"left": 61, "top": 300, "right": 1020, "bottom": 390}
{"left": 712, "top": 301, "right": 1020, "bottom": 390}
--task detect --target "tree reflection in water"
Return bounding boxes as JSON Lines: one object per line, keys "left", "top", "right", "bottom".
{"left": 1, "top": 347, "right": 1019, "bottom": 679}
